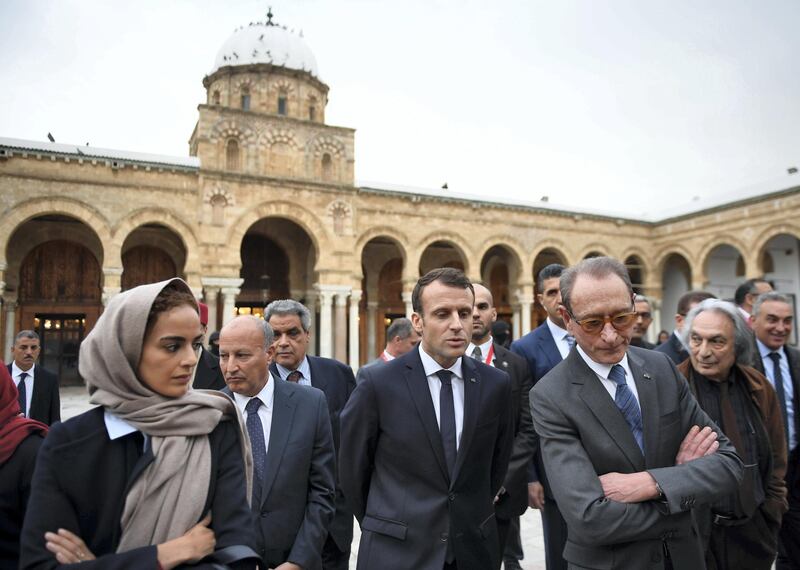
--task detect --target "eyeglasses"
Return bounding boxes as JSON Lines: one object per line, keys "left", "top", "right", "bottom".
{"left": 567, "top": 308, "right": 638, "bottom": 335}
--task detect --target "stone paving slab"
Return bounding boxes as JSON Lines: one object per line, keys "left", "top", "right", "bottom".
{"left": 60, "top": 387, "right": 546, "bottom": 569}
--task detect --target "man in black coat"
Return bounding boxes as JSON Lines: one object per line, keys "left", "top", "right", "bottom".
{"left": 7, "top": 330, "right": 60, "bottom": 425}
{"left": 265, "top": 299, "right": 356, "bottom": 570}
{"left": 193, "top": 303, "right": 225, "bottom": 391}
{"left": 466, "top": 284, "right": 535, "bottom": 559}
{"left": 340, "top": 268, "right": 513, "bottom": 570}
{"left": 655, "top": 291, "right": 715, "bottom": 365}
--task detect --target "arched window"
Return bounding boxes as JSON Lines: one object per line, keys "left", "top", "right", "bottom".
{"left": 321, "top": 153, "right": 333, "bottom": 181}
{"left": 210, "top": 194, "right": 227, "bottom": 226}
{"left": 212, "top": 90, "right": 220, "bottom": 105}
{"left": 241, "top": 86, "right": 251, "bottom": 111}
{"left": 226, "top": 139, "right": 240, "bottom": 171}
{"left": 278, "top": 92, "right": 288, "bottom": 116}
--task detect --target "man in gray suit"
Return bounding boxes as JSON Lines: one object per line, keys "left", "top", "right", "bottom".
{"left": 355, "top": 317, "right": 419, "bottom": 383}
{"left": 530, "top": 256, "right": 743, "bottom": 570}
{"left": 219, "top": 316, "right": 336, "bottom": 570}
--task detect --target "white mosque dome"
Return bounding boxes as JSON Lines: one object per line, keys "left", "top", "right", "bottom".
{"left": 210, "top": 15, "right": 319, "bottom": 78}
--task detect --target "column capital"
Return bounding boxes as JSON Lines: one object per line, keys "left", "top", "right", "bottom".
{"left": 401, "top": 291, "right": 413, "bottom": 303}
{"left": 102, "top": 266, "right": 123, "bottom": 277}
{"left": 0, "top": 281, "right": 5, "bottom": 297}
{"left": 3, "top": 294, "right": 18, "bottom": 309}
{"left": 366, "top": 300, "right": 380, "bottom": 308}
{"left": 220, "top": 286, "right": 241, "bottom": 297}
{"left": 202, "top": 276, "right": 244, "bottom": 289}
{"left": 335, "top": 293, "right": 349, "bottom": 307}
{"left": 102, "top": 286, "right": 121, "bottom": 307}
{"left": 515, "top": 291, "right": 535, "bottom": 305}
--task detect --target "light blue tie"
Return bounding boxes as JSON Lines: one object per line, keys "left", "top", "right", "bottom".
{"left": 609, "top": 364, "right": 644, "bottom": 453}
{"left": 246, "top": 397, "right": 266, "bottom": 507}
{"left": 565, "top": 335, "right": 576, "bottom": 350}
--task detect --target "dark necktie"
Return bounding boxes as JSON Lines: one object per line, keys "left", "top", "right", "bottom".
{"left": 245, "top": 397, "right": 266, "bottom": 507}
{"left": 17, "top": 372, "right": 28, "bottom": 417}
{"left": 436, "top": 370, "right": 457, "bottom": 477}
{"left": 287, "top": 370, "right": 302, "bottom": 383}
{"left": 471, "top": 346, "right": 482, "bottom": 361}
{"left": 609, "top": 364, "right": 644, "bottom": 453}
{"left": 768, "top": 352, "right": 790, "bottom": 443}
{"left": 565, "top": 335, "right": 576, "bottom": 350}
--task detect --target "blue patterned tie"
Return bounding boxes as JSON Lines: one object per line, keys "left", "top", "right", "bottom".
{"left": 17, "top": 372, "right": 28, "bottom": 417}
{"left": 565, "top": 335, "right": 576, "bottom": 350}
{"left": 609, "top": 364, "right": 644, "bottom": 453}
{"left": 245, "top": 397, "right": 266, "bottom": 507}
{"left": 768, "top": 352, "right": 790, "bottom": 444}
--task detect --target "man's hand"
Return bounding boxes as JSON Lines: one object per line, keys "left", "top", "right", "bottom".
{"left": 675, "top": 425, "right": 718, "bottom": 465}
{"left": 44, "top": 528, "right": 96, "bottom": 564}
{"left": 274, "top": 563, "right": 302, "bottom": 570}
{"left": 599, "top": 471, "right": 659, "bottom": 503}
{"left": 528, "top": 482, "right": 545, "bottom": 510}
{"left": 157, "top": 514, "right": 216, "bottom": 570}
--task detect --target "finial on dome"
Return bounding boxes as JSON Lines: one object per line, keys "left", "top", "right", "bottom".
{"left": 267, "top": 7, "right": 275, "bottom": 26}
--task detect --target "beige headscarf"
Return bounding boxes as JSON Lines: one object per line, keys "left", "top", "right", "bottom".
{"left": 80, "top": 278, "right": 252, "bottom": 552}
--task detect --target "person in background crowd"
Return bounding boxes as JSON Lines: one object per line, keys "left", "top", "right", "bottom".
{"left": 208, "top": 331, "right": 220, "bottom": 356}
{"left": 19, "top": 279, "right": 258, "bottom": 569}
{"left": 657, "top": 330, "right": 669, "bottom": 345}
{"left": 193, "top": 302, "right": 225, "bottom": 390}
{"left": 265, "top": 299, "right": 356, "bottom": 570}
{"left": 656, "top": 291, "right": 716, "bottom": 364}
{"left": 467, "top": 284, "right": 535, "bottom": 567}
{"left": 220, "top": 316, "right": 336, "bottom": 570}
{"left": 492, "top": 320, "right": 512, "bottom": 349}
{"left": 629, "top": 294, "right": 655, "bottom": 349}
{"left": 679, "top": 298, "right": 787, "bottom": 570}
{"left": 531, "top": 257, "right": 743, "bottom": 570}
{"left": 0, "top": 365, "right": 47, "bottom": 568}
{"left": 340, "top": 268, "right": 513, "bottom": 570}
{"left": 511, "top": 262, "right": 570, "bottom": 570}
{"left": 735, "top": 278, "right": 773, "bottom": 322}
{"left": 7, "top": 330, "right": 60, "bottom": 425}
{"left": 751, "top": 292, "right": 800, "bottom": 569}
{"left": 355, "top": 317, "right": 419, "bottom": 383}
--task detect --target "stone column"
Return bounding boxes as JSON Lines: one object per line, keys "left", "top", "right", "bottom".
{"left": 4, "top": 295, "right": 18, "bottom": 360}
{"left": 102, "top": 267, "right": 123, "bottom": 306}
{"left": 304, "top": 290, "right": 318, "bottom": 356}
{"left": 203, "top": 286, "right": 221, "bottom": 334}
{"left": 334, "top": 291, "right": 349, "bottom": 363}
{"left": 650, "top": 297, "right": 662, "bottom": 345}
{"left": 512, "top": 304, "right": 522, "bottom": 340}
{"left": 220, "top": 287, "right": 241, "bottom": 327}
{"left": 366, "top": 301, "right": 379, "bottom": 360}
{"left": 202, "top": 277, "right": 243, "bottom": 328}
{"left": 349, "top": 290, "right": 362, "bottom": 370}
{"left": 317, "top": 288, "right": 335, "bottom": 359}
{"left": 402, "top": 291, "right": 414, "bottom": 318}
{"left": 516, "top": 287, "right": 535, "bottom": 336}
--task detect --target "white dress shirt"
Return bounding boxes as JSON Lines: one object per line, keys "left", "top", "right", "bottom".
{"left": 275, "top": 356, "right": 312, "bottom": 386}
{"left": 232, "top": 378, "right": 276, "bottom": 457}
{"left": 11, "top": 361, "right": 34, "bottom": 416}
{"left": 757, "top": 338, "right": 797, "bottom": 450}
{"left": 576, "top": 345, "right": 641, "bottom": 405}
{"left": 418, "top": 345, "right": 465, "bottom": 450}
{"left": 546, "top": 318, "right": 572, "bottom": 360}
{"left": 381, "top": 350, "right": 395, "bottom": 362}
{"left": 103, "top": 410, "right": 148, "bottom": 451}
{"left": 466, "top": 336, "right": 494, "bottom": 366}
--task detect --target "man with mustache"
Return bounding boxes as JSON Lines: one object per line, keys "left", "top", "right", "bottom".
{"left": 7, "top": 331, "right": 60, "bottom": 425}
{"left": 340, "top": 268, "right": 514, "bottom": 570}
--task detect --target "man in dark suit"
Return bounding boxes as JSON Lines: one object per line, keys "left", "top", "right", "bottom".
{"left": 340, "top": 268, "right": 514, "bottom": 570}
{"left": 7, "top": 330, "right": 60, "bottom": 425}
{"left": 467, "top": 283, "right": 534, "bottom": 561}
{"left": 511, "top": 262, "right": 570, "bottom": 570}
{"left": 355, "top": 317, "right": 419, "bottom": 383}
{"left": 655, "top": 291, "right": 715, "bottom": 365}
{"left": 630, "top": 294, "right": 656, "bottom": 349}
{"left": 219, "top": 315, "right": 336, "bottom": 570}
{"left": 193, "top": 303, "right": 226, "bottom": 390}
{"left": 735, "top": 277, "right": 773, "bottom": 323}
{"left": 265, "top": 299, "right": 356, "bottom": 570}
{"left": 531, "top": 256, "right": 743, "bottom": 570}
{"left": 751, "top": 292, "right": 800, "bottom": 569}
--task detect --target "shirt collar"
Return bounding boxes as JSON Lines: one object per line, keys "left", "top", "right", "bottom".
{"left": 756, "top": 337, "right": 784, "bottom": 359}
{"left": 104, "top": 410, "right": 139, "bottom": 440}
{"left": 576, "top": 344, "right": 630, "bottom": 380}
{"left": 275, "top": 356, "right": 311, "bottom": 381}
{"left": 381, "top": 349, "right": 395, "bottom": 361}
{"left": 232, "top": 376, "right": 275, "bottom": 411}
{"left": 466, "top": 336, "right": 494, "bottom": 360}
{"left": 418, "top": 344, "right": 463, "bottom": 380}
{"left": 546, "top": 318, "right": 569, "bottom": 341}
{"left": 11, "top": 361, "right": 35, "bottom": 378}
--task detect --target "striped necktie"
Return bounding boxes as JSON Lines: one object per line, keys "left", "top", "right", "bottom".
{"left": 609, "top": 364, "right": 644, "bottom": 453}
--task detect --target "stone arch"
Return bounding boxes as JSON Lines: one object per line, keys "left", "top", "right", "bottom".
{"left": 305, "top": 134, "right": 345, "bottom": 158}
{"left": 752, "top": 223, "right": 800, "bottom": 264}
{"left": 0, "top": 197, "right": 112, "bottom": 267}
{"left": 208, "top": 118, "right": 258, "bottom": 145}
{"left": 577, "top": 243, "right": 611, "bottom": 261}
{"left": 475, "top": 236, "right": 526, "bottom": 280}
{"left": 654, "top": 245, "right": 698, "bottom": 276}
{"left": 414, "top": 231, "right": 473, "bottom": 277}
{"left": 259, "top": 129, "right": 300, "bottom": 150}
{"left": 698, "top": 235, "right": 748, "bottom": 276}
{"left": 355, "top": 227, "right": 410, "bottom": 275}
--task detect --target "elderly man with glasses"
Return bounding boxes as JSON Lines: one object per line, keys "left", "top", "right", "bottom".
{"left": 677, "top": 298, "right": 788, "bottom": 570}
{"left": 530, "top": 256, "right": 743, "bottom": 570}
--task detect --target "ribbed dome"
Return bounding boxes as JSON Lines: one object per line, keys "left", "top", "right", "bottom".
{"left": 210, "top": 17, "right": 319, "bottom": 78}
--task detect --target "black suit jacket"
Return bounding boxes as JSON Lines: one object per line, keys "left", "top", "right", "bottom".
{"left": 0, "top": 434, "right": 43, "bottom": 568}
{"left": 655, "top": 332, "right": 689, "bottom": 365}
{"left": 269, "top": 355, "right": 356, "bottom": 552}
{"left": 19, "top": 407, "right": 258, "bottom": 569}
{"left": 491, "top": 343, "right": 535, "bottom": 519}
{"left": 223, "top": 380, "right": 336, "bottom": 570}
{"left": 8, "top": 363, "right": 60, "bottom": 425}
{"left": 339, "top": 348, "right": 514, "bottom": 570}
{"left": 193, "top": 347, "right": 226, "bottom": 391}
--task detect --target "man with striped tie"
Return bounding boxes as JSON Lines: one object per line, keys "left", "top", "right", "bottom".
{"left": 530, "top": 256, "right": 743, "bottom": 570}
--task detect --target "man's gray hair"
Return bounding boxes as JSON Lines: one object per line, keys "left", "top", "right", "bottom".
{"left": 752, "top": 291, "right": 792, "bottom": 317}
{"left": 386, "top": 318, "right": 414, "bottom": 341}
{"left": 560, "top": 257, "right": 633, "bottom": 313}
{"left": 264, "top": 299, "right": 312, "bottom": 331}
{"left": 634, "top": 294, "right": 651, "bottom": 308}
{"left": 679, "top": 299, "right": 754, "bottom": 365}
{"left": 14, "top": 330, "right": 40, "bottom": 343}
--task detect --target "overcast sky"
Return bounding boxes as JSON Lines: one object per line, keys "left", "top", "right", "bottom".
{"left": 1, "top": 0, "right": 798, "bottom": 217}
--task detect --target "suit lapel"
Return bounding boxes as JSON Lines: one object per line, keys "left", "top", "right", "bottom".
{"left": 307, "top": 356, "right": 329, "bottom": 392}
{"left": 404, "top": 352, "right": 450, "bottom": 483}
{"left": 541, "top": 326, "right": 563, "bottom": 371}
{"left": 572, "top": 351, "right": 644, "bottom": 471}
{"left": 29, "top": 368, "right": 42, "bottom": 419}
{"left": 452, "top": 357, "right": 482, "bottom": 485}
{"left": 628, "top": 351, "right": 659, "bottom": 468}
{"left": 260, "top": 380, "right": 296, "bottom": 507}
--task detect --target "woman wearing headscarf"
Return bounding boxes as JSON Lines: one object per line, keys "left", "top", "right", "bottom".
{"left": 19, "top": 279, "right": 259, "bottom": 569}
{"left": 0, "top": 365, "right": 48, "bottom": 567}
